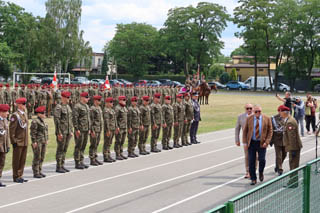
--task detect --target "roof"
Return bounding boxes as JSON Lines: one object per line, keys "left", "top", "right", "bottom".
{"left": 71, "top": 68, "right": 91, "bottom": 72}
{"left": 232, "top": 55, "right": 276, "bottom": 60}
{"left": 225, "top": 63, "right": 269, "bottom": 68}
{"left": 92, "top": 52, "right": 104, "bottom": 56}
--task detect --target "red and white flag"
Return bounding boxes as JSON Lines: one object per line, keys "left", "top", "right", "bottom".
{"left": 104, "top": 75, "right": 111, "bottom": 90}
{"left": 51, "top": 71, "right": 58, "bottom": 91}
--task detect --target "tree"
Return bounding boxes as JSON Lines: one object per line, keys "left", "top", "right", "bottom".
{"left": 101, "top": 49, "right": 109, "bottom": 74}
{"left": 108, "top": 22, "right": 158, "bottom": 77}
{"left": 219, "top": 72, "right": 230, "bottom": 84}
{"left": 230, "top": 46, "right": 250, "bottom": 57}
{"left": 230, "top": 68, "right": 238, "bottom": 81}
{"left": 209, "top": 64, "right": 224, "bottom": 79}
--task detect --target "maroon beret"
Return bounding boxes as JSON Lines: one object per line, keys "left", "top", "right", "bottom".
{"left": 154, "top": 93, "right": 161, "bottom": 99}
{"left": 105, "top": 97, "right": 114, "bottom": 103}
{"left": 142, "top": 96, "right": 149, "bottom": 101}
{"left": 80, "top": 92, "right": 89, "bottom": 97}
{"left": 0, "top": 104, "right": 10, "bottom": 112}
{"left": 35, "top": 106, "right": 46, "bottom": 113}
{"left": 176, "top": 94, "right": 183, "bottom": 98}
{"left": 16, "top": 98, "right": 27, "bottom": 104}
{"left": 5, "top": 83, "right": 10, "bottom": 88}
{"left": 165, "top": 95, "right": 171, "bottom": 100}
{"left": 61, "top": 91, "right": 71, "bottom": 98}
{"left": 93, "top": 95, "right": 102, "bottom": 101}
{"left": 15, "top": 83, "right": 19, "bottom": 88}
{"left": 131, "top": 96, "right": 138, "bottom": 102}
{"left": 20, "top": 84, "right": 25, "bottom": 88}
{"left": 184, "top": 93, "right": 190, "bottom": 97}
{"left": 118, "top": 96, "right": 126, "bottom": 101}
{"left": 278, "top": 105, "right": 290, "bottom": 112}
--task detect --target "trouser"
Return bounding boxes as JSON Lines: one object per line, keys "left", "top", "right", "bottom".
{"left": 274, "top": 145, "right": 287, "bottom": 173}
{"left": 248, "top": 140, "right": 266, "bottom": 181}
{"left": 0, "top": 152, "right": 6, "bottom": 178}
{"left": 190, "top": 121, "right": 199, "bottom": 142}
{"left": 295, "top": 116, "right": 304, "bottom": 136}
{"left": 162, "top": 124, "right": 172, "bottom": 148}
{"left": 32, "top": 143, "right": 47, "bottom": 175}
{"left": 74, "top": 131, "right": 89, "bottom": 164}
{"left": 151, "top": 125, "right": 161, "bottom": 150}
{"left": 305, "top": 115, "right": 316, "bottom": 132}
{"left": 103, "top": 130, "right": 115, "bottom": 159}
{"left": 139, "top": 125, "right": 149, "bottom": 152}
{"left": 89, "top": 132, "right": 101, "bottom": 161}
{"left": 288, "top": 149, "right": 301, "bottom": 187}
{"left": 12, "top": 146, "right": 28, "bottom": 180}
{"left": 128, "top": 128, "right": 139, "bottom": 153}
{"left": 115, "top": 129, "right": 126, "bottom": 155}
{"left": 27, "top": 104, "right": 34, "bottom": 119}
{"left": 56, "top": 134, "right": 72, "bottom": 168}
{"left": 173, "top": 121, "right": 183, "bottom": 146}
{"left": 182, "top": 121, "right": 191, "bottom": 144}
{"left": 47, "top": 100, "right": 53, "bottom": 117}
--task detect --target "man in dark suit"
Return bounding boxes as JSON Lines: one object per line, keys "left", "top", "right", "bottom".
{"left": 243, "top": 105, "right": 273, "bottom": 185}
{"left": 190, "top": 92, "right": 201, "bottom": 144}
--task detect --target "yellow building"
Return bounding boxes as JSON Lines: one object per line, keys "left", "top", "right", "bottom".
{"left": 225, "top": 56, "right": 276, "bottom": 82}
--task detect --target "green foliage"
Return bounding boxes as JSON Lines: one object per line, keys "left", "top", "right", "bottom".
{"left": 230, "top": 68, "right": 238, "bottom": 81}
{"left": 219, "top": 72, "right": 230, "bottom": 84}
{"left": 101, "top": 49, "right": 109, "bottom": 74}
{"left": 209, "top": 64, "right": 224, "bottom": 79}
{"left": 230, "top": 46, "right": 250, "bottom": 57}
{"left": 311, "top": 78, "right": 320, "bottom": 89}
{"left": 88, "top": 74, "right": 186, "bottom": 83}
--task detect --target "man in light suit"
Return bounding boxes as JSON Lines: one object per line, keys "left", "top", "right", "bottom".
{"left": 243, "top": 105, "right": 273, "bottom": 185}
{"left": 235, "top": 103, "right": 253, "bottom": 178}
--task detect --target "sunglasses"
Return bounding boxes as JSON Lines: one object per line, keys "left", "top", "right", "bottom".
{"left": 254, "top": 110, "right": 261, "bottom": 113}
{"left": 246, "top": 107, "right": 252, "bottom": 110}
{"left": 38, "top": 112, "right": 45, "bottom": 114}
{"left": 22, "top": 103, "right": 26, "bottom": 105}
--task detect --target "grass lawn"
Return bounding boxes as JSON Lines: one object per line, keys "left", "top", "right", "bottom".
{"left": 3, "top": 92, "right": 285, "bottom": 171}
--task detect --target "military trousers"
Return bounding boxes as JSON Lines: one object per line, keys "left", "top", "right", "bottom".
{"left": 162, "top": 124, "right": 172, "bottom": 148}
{"left": 27, "top": 104, "right": 34, "bottom": 119}
{"left": 74, "top": 131, "right": 89, "bottom": 163}
{"left": 151, "top": 125, "right": 161, "bottom": 150}
{"left": 173, "top": 121, "right": 184, "bottom": 146}
{"left": 115, "top": 129, "right": 126, "bottom": 155}
{"left": 12, "top": 145, "right": 28, "bottom": 180}
{"left": 274, "top": 145, "right": 287, "bottom": 173}
{"left": 46, "top": 100, "right": 53, "bottom": 117}
{"left": 288, "top": 149, "right": 301, "bottom": 187}
{"left": 89, "top": 132, "right": 101, "bottom": 160}
{"left": 56, "top": 134, "right": 72, "bottom": 168}
{"left": 182, "top": 121, "right": 191, "bottom": 144}
{"left": 0, "top": 152, "right": 6, "bottom": 177}
{"left": 32, "top": 143, "right": 47, "bottom": 175}
{"left": 128, "top": 128, "right": 139, "bottom": 153}
{"left": 103, "top": 130, "right": 115, "bottom": 159}
{"left": 139, "top": 125, "right": 149, "bottom": 152}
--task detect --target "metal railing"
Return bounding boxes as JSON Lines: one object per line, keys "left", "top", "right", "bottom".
{"left": 207, "top": 158, "right": 320, "bottom": 213}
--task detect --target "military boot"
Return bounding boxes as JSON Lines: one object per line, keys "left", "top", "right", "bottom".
{"left": 75, "top": 162, "right": 85, "bottom": 169}
{"left": 81, "top": 162, "right": 89, "bottom": 169}
{"left": 96, "top": 159, "right": 103, "bottom": 165}
{"left": 33, "top": 174, "right": 42, "bottom": 178}
{"left": 56, "top": 167, "right": 66, "bottom": 173}
{"left": 62, "top": 166, "right": 70, "bottom": 172}
{"left": 116, "top": 154, "right": 124, "bottom": 160}
{"left": 90, "top": 159, "right": 99, "bottom": 166}
{"left": 120, "top": 153, "right": 128, "bottom": 160}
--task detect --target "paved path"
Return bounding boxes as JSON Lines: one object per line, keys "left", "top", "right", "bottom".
{"left": 0, "top": 129, "right": 318, "bottom": 213}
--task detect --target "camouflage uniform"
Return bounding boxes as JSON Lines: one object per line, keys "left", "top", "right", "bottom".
{"left": 30, "top": 116, "right": 48, "bottom": 177}
{"left": 150, "top": 102, "right": 162, "bottom": 152}
{"left": 115, "top": 104, "right": 128, "bottom": 159}
{"left": 182, "top": 99, "right": 194, "bottom": 145}
{"left": 127, "top": 105, "right": 140, "bottom": 157}
{"left": 3, "top": 88, "right": 12, "bottom": 112}
{"left": 173, "top": 100, "right": 185, "bottom": 147}
{"left": 54, "top": 103, "right": 73, "bottom": 172}
{"left": 0, "top": 115, "right": 9, "bottom": 185}
{"left": 11, "top": 89, "right": 18, "bottom": 112}
{"left": 26, "top": 88, "right": 36, "bottom": 119}
{"left": 73, "top": 102, "right": 91, "bottom": 168}
{"left": 103, "top": 106, "right": 117, "bottom": 162}
{"left": 139, "top": 103, "right": 151, "bottom": 154}
{"left": 89, "top": 104, "right": 103, "bottom": 165}
{"left": 162, "top": 102, "right": 174, "bottom": 149}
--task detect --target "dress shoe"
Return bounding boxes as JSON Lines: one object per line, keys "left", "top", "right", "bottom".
{"left": 244, "top": 173, "right": 250, "bottom": 179}
{"left": 168, "top": 146, "right": 173, "bottom": 149}
{"left": 250, "top": 180, "right": 257, "bottom": 185}
{"left": 96, "top": 159, "right": 103, "bottom": 165}
{"left": 81, "top": 163, "right": 89, "bottom": 169}
{"left": 62, "top": 167, "right": 70, "bottom": 172}
{"left": 56, "top": 168, "right": 66, "bottom": 173}
{"left": 40, "top": 173, "right": 46, "bottom": 177}
{"left": 0, "top": 182, "right": 6, "bottom": 187}
{"left": 278, "top": 171, "right": 283, "bottom": 176}
{"left": 14, "top": 178, "right": 23, "bottom": 183}
{"left": 196, "top": 140, "right": 201, "bottom": 144}
{"left": 22, "top": 178, "right": 28, "bottom": 182}
{"left": 33, "top": 174, "right": 42, "bottom": 178}
{"left": 259, "top": 173, "right": 264, "bottom": 182}
{"left": 274, "top": 167, "right": 278, "bottom": 173}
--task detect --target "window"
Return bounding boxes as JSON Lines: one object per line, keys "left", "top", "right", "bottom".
{"left": 259, "top": 68, "right": 264, "bottom": 72}
{"left": 98, "top": 58, "right": 101, "bottom": 66}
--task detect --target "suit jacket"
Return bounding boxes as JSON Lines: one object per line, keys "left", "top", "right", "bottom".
{"left": 283, "top": 116, "right": 302, "bottom": 151}
{"left": 243, "top": 114, "right": 273, "bottom": 148}
{"left": 235, "top": 113, "right": 248, "bottom": 143}
{"left": 9, "top": 110, "right": 28, "bottom": 146}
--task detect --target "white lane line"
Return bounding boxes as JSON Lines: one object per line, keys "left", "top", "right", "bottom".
{"left": 0, "top": 142, "right": 237, "bottom": 209}
{"left": 151, "top": 146, "right": 318, "bottom": 213}
{"left": 65, "top": 156, "right": 245, "bottom": 213}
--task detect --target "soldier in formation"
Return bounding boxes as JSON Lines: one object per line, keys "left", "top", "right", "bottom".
{"left": 0, "top": 104, "right": 10, "bottom": 187}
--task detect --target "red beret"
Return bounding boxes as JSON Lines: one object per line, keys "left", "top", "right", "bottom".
{"left": 154, "top": 93, "right": 161, "bottom": 99}
{"left": 15, "top": 83, "right": 19, "bottom": 88}
{"left": 93, "top": 95, "right": 102, "bottom": 101}
{"left": 131, "top": 96, "right": 138, "bottom": 102}
{"left": 142, "top": 96, "right": 149, "bottom": 101}
{"left": 80, "top": 92, "right": 89, "bottom": 97}
{"left": 16, "top": 98, "right": 27, "bottom": 104}
{"left": 0, "top": 104, "right": 10, "bottom": 112}
{"left": 5, "top": 83, "right": 10, "bottom": 87}
{"left": 176, "top": 94, "right": 183, "bottom": 98}
{"left": 35, "top": 106, "right": 46, "bottom": 113}
{"left": 278, "top": 105, "right": 290, "bottom": 112}
{"left": 0, "top": 84, "right": 3, "bottom": 88}
{"left": 118, "top": 96, "right": 126, "bottom": 101}
{"left": 20, "top": 84, "right": 25, "bottom": 88}
{"left": 184, "top": 93, "right": 190, "bottom": 97}
{"left": 165, "top": 95, "right": 171, "bottom": 100}
{"left": 61, "top": 91, "right": 71, "bottom": 98}
{"left": 105, "top": 97, "right": 114, "bottom": 102}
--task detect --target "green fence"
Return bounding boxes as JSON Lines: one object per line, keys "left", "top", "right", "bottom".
{"left": 207, "top": 158, "right": 320, "bottom": 213}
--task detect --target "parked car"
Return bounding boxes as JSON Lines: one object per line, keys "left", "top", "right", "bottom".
{"left": 208, "top": 81, "right": 226, "bottom": 89}
{"left": 109, "top": 79, "right": 124, "bottom": 86}
{"left": 265, "top": 83, "right": 295, "bottom": 92}
{"left": 59, "top": 77, "right": 71, "bottom": 84}
{"left": 147, "top": 80, "right": 161, "bottom": 87}
{"left": 41, "top": 77, "right": 53, "bottom": 85}
{"left": 91, "top": 79, "right": 104, "bottom": 85}
{"left": 134, "top": 80, "right": 148, "bottom": 86}
{"left": 158, "top": 79, "right": 174, "bottom": 86}
{"left": 117, "top": 79, "right": 132, "bottom": 86}
{"left": 172, "top": 81, "right": 184, "bottom": 87}
{"left": 314, "top": 84, "right": 320, "bottom": 92}
{"left": 226, "top": 81, "right": 250, "bottom": 91}
{"left": 30, "top": 76, "right": 41, "bottom": 84}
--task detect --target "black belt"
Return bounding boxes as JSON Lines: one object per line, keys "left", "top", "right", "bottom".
{"left": 251, "top": 139, "right": 260, "bottom": 142}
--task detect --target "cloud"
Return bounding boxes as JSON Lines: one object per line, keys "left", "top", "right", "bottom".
{"left": 221, "top": 37, "right": 243, "bottom": 56}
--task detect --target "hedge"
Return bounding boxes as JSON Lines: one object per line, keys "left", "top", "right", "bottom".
{"left": 88, "top": 74, "right": 186, "bottom": 83}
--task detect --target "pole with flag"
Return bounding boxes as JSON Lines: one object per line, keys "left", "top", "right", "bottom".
{"left": 51, "top": 70, "right": 58, "bottom": 91}
{"left": 104, "top": 75, "right": 111, "bottom": 90}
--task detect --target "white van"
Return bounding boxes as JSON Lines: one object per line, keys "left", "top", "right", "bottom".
{"left": 244, "top": 76, "right": 273, "bottom": 90}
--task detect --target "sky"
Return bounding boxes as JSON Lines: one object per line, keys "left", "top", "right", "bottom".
{"left": 7, "top": 0, "right": 243, "bottom": 56}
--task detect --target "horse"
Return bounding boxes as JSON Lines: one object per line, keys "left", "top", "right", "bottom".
{"left": 198, "top": 82, "right": 211, "bottom": 105}
{"left": 210, "top": 84, "right": 218, "bottom": 93}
